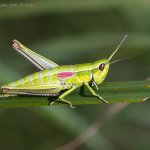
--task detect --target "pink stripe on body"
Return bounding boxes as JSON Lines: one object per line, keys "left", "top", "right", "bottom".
{"left": 58, "top": 72, "right": 75, "bottom": 79}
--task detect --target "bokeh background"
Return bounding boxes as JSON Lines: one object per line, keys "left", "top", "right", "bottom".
{"left": 0, "top": 0, "right": 150, "bottom": 150}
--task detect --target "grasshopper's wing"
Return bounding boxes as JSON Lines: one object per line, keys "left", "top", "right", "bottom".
{"left": 13, "top": 40, "right": 59, "bottom": 70}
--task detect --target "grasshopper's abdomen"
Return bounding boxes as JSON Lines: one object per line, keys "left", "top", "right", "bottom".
{"left": 5, "top": 70, "right": 61, "bottom": 88}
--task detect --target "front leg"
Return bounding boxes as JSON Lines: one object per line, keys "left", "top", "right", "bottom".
{"left": 50, "top": 86, "right": 78, "bottom": 108}
{"left": 84, "top": 82, "right": 108, "bottom": 103}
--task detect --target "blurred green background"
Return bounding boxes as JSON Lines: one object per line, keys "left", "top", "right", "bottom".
{"left": 0, "top": 0, "right": 150, "bottom": 150}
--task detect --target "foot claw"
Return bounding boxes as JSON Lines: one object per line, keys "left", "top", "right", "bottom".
{"left": 49, "top": 98, "right": 75, "bottom": 108}
{"left": 95, "top": 94, "right": 108, "bottom": 104}
{"left": 49, "top": 99, "right": 58, "bottom": 106}
{"left": 102, "top": 99, "right": 108, "bottom": 104}
{"left": 143, "top": 97, "right": 150, "bottom": 102}
{"left": 70, "top": 104, "right": 75, "bottom": 109}
{"left": 50, "top": 101, "right": 55, "bottom": 106}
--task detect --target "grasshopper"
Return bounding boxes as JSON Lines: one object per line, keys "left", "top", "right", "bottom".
{"left": 0, "top": 35, "right": 127, "bottom": 108}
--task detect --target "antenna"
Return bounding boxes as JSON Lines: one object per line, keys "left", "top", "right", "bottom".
{"left": 110, "top": 57, "right": 132, "bottom": 65}
{"left": 108, "top": 35, "right": 127, "bottom": 61}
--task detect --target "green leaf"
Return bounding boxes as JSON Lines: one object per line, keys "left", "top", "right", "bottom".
{"left": 0, "top": 80, "right": 149, "bottom": 108}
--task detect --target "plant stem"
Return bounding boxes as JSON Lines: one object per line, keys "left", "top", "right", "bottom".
{"left": 0, "top": 80, "right": 149, "bottom": 108}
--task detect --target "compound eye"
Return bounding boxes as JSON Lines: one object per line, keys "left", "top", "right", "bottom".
{"left": 99, "top": 63, "right": 105, "bottom": 71}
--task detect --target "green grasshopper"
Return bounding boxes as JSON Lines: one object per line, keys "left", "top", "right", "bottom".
{"left": 0, "top": 35, "right": 127, "bottom": 108}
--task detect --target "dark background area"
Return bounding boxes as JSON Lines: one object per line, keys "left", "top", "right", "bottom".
{"left": 0, "top": 0, "right": 150, "bottom": 150}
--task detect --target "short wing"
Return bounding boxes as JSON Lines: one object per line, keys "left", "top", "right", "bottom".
{"left": 13, "top": 40, "right": 59, "bottom": 70}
